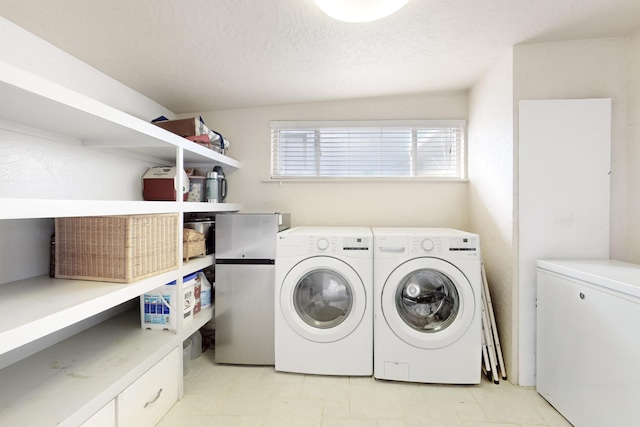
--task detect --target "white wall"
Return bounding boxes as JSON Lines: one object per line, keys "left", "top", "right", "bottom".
{"left": 625, "top": 29, "right": 640, "bottom": 263}
{"left": 513, "top": 38, "right": 627, "bottom": 386}
{"left": 192, "top": 92, "right": 470, "bottom": 228}
{"left": 468, "top": 48, "right": 516, "bottom": 381}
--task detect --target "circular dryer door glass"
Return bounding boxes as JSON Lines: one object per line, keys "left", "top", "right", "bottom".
{"left": 395, "top": 269, "right": 459, "bottom": 332}
{"left": 293, "top": 269, "right": 353, "bottom": 329}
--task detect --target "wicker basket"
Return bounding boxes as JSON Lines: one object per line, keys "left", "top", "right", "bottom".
{"left": 183, "top": 240, "right": 206, "bottom": 261}
{"left": 55, "top": 214, "right": 179, "bottom": 283}
{"left": 183, "top": 228, "right": 206, "bottom": 261}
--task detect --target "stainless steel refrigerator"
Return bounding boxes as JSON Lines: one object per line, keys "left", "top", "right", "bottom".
{"left": 214, "top": 212, "right": 291, "bottom": 365}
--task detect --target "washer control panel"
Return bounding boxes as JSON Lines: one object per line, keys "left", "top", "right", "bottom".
{"left": 308, "top": 236, "right": 371, "bottom": 255}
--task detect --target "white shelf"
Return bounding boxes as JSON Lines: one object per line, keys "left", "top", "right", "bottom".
{"left": 0, "top": 199, "right": 240, "bottom": 220}
{"left": 0, "top": 271, "right": 179, "bottom": 357}
{"left": 0, "top": 48, "right": 237, "bottom": 425}
{"left": 182, "top": 202, "right": 241, "bottom": 214}
{"left": 0, "top": 60, "right": 240, "bottom": 169}
{"left": 183, "top": 305, "right": 214, "bottom": 340}
{"left": 180, "top": 256, "right": 215, "bottom": 339}
{"left": 0, "top": 309, "right": 179, "bottom": 427}
{"left": 182, "top": 254, "right": 215, "bottom": 276}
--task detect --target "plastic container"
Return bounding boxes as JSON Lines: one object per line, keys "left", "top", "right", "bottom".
{"left": 187, "top": 176, "right": 206, "bottom": 202}
{"left": 183, "top": 339, "right": 192, "bottom": 377}
{"left": 183, "top": 272, "right": 197, "bottom": 325}
{"left": 189, "top": 331, "right": 203, "bottom": 359}
{"left": 193, "top": 271, "right": 202, "bottom": 315}
{"left": 200, "top": 271, "right": 212, "bottom": 309}
{"left": 141, "top": 272, "right": 199, "bottom": 330}
{"left": 140, "top": 280, "right": 178, "bottom": 330}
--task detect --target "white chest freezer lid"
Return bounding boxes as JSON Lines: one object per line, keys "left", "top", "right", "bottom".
{"left": 537, "top": 259, "right": 640, "bottom": 299}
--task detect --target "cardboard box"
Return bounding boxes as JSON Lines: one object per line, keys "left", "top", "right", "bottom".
{"left": 153, "top": 117, "right": 210, "bottom": 138}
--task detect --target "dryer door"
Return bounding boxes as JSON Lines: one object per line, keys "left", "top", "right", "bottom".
{"left": 381, "top": 257, "right": 475, "bottom": 349}
{"left": 280, "top": 256, "right": 367, "bottom": 343}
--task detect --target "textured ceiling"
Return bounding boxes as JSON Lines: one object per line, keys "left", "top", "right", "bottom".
{"left": 2, "top": 0, "right": 640, "bottom": 113}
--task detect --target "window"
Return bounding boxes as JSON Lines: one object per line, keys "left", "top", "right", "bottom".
{"left": 270, "top": 120, "right": 466, "bottom": 179}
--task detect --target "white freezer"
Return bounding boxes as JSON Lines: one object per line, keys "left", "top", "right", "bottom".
{"left": 536, "top": 259, "right": 640, "bottom": 427}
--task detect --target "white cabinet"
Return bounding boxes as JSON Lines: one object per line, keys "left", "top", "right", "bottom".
{"left": 537, "top": 259, "right": 640, "bottom": 427}
{"left": 117, "top": 347, "right": 180, "bottom": 427}
{"left": 81, "top": 401, "right": 116, "bottom": 427}
{"left": 0, "top": 58, "right": 239, "bottom": 425}
{"left": 79, "top": 348, "right": 180, "bottom": 427}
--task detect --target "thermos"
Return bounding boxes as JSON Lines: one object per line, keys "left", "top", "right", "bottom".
{"left": 213, "top": 166, "right": 227, "bottom": 202}
{"left": 206, "top": 171, "right": 219, "bottom": 203}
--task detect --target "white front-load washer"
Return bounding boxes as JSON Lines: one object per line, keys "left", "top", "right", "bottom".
{"left": 372, "top": 228, "right": 482, "bottom": 384}
{"left": 275, "top": 226, "right": 373, "bottom": 376}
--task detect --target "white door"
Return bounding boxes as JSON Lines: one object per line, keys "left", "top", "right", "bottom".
{"left": 280, "top": 256, "right": 366, "bottom": 343}
{"left": 518, "top": 98, "right": 611, "bottom": 386}
{"left": 381, "top": 258, "right": 475, "bottom": 349}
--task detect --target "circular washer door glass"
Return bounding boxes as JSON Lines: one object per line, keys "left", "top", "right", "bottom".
{"left": 293, "top": 269, "right": 353, "bottom": 329}
{"left": 395, "top": 269, "right": 459, "bottom": 332}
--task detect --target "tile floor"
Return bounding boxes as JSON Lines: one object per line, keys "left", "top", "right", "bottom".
{"left": 158, "top": 350, "right": 571, "bottom": 427}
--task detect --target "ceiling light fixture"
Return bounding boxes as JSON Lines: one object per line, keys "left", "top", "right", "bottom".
{"left": 314, "top": 0, "right": 410, "bottom": 23}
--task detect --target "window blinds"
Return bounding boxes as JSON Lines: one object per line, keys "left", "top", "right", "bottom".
{"left": 270, "top": 120, "right": 465, "bottom": 179}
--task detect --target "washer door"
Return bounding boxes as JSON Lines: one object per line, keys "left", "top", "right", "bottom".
{"left": 280, "top": 256, "right": 366, "bottom": 343}
{"left": 381, "top": 257, "right": 475, "bottom": 349}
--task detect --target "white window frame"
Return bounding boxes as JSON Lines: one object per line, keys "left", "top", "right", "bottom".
{"left": 270, "top": 120, "right": 466, "bottom": 180}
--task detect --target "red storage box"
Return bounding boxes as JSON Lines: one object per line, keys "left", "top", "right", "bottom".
{"left": 143, "top": 166, "right": 189, "bottom": 201}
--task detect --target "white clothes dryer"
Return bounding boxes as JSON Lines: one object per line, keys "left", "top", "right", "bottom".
{"left": 372, "top": 228, "right": 482, "bottom": 384}
{"left": 275, "top": 226, "right": 373, "bottom": 376}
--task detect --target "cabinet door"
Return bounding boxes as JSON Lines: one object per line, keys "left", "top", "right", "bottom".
{"left": 519, "top": 98, "right": 611, "bottom": 386}
{"left": 537, "top": 270, "right": 640, "bottom": 427}
{"left": 81, "top": 400, "right": 115, "bottom": 427}
{"left": 117, "top": 347, "right": 180, "bottom": 427}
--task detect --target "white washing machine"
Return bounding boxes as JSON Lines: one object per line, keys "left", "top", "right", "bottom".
{"left": 372, "top": 228, "right": 482, "bottom": 384}
{"left": 275, "top": 226, "right": 373, "bottom": 376}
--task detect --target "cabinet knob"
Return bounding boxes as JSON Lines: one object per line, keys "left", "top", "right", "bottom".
{"left": 579, "top": 292, "right": 585, "bottom": 300}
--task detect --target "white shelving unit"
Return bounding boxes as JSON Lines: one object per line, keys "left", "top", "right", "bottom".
{"left": 181, "top": 254, "right": 216, "bottom": 340}
{"left": 0, "top": 58, "right": 238, "bottom": 425}
{"left": 0, "top": 310, "right": 178, "bottom": 427}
